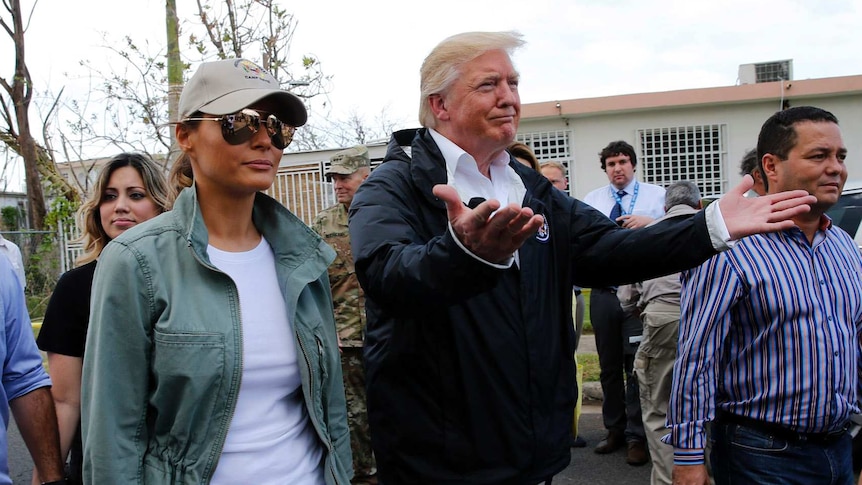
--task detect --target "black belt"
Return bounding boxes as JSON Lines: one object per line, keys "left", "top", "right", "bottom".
{"left": 718, "top": 411, "right": 848, "bottom": 445}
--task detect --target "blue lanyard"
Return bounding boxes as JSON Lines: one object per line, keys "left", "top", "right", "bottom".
{"left": 611, "top": 181, "right": 639, "bottom": 216}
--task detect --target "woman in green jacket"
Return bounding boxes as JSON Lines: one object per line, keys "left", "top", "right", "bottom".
{"left": 80, "top": 59, "right": 352, "bottom": 484}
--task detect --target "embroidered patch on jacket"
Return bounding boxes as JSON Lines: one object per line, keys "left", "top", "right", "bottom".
{"left": 536, "top": 215, "right": 550, "bottom": 242}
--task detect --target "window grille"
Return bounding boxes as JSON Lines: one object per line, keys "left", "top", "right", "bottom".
{"left": 60, "top": 221, "right": 84, "bottom": 273}
{"left": 269, "top": 156, "right": 386, "bottom": 226}
{"left": 516, "top": 130, "right": 574, "bottom": 194}
{"left": 265, "top": 162, "right": 333, "bottom": 226}
{"left": 516, "top": 131, "right": 571, "bottom": 160}
{"left": 755, "top": 61, "right": 792, "bottom": 83}
{"left": 637, "top": 124, "right": 727, "bottom": 197}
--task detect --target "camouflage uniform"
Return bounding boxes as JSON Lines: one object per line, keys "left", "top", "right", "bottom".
{"left": 313, "top": 203, "right": 375, "bottom": 483}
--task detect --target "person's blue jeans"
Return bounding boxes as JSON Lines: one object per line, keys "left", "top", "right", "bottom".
{"left": 711, "top": 420, "right": 853, "bottom": 485}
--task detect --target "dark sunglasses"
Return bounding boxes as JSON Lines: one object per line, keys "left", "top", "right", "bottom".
{"left": 183, "top": 108, "right": 296, "bottom": 149}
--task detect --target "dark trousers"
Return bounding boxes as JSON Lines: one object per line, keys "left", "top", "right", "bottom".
{"left": 590, "top": 288, "right": 645, "bottom": 442}
{"left": 712, "top": 419, "right": 853, "bottom": 484}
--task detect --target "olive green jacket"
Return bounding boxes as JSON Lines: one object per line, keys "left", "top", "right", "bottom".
{"left": 81, "top": 187, "right": 352, "bottom": 484}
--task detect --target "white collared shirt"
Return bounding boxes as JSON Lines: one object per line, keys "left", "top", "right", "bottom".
{"left": 0, "top": 235, "right": 25, "bottom": 289}
{"left": 429, "top": 129, "right": 526, "bottom": 268}
{"left": 582, "top": 179, "right": 666, "bottom": 220}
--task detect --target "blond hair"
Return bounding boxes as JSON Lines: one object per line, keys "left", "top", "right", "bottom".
{"left": 539, "top": 161, "right": 567, "bottom": 177}
{"left": 419, "top": 31, "right": 524, "bottom": 128}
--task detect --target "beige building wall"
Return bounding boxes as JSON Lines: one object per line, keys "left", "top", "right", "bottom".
{"left": 519, "top": 76, "right": 862, "bottom": 198}
{"left": 275, "top": 75, "right": 862, "bottom": 204}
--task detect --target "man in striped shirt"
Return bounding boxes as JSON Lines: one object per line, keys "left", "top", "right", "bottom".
{"left": 667, "top": 106, "right": 862, "bottom": 485}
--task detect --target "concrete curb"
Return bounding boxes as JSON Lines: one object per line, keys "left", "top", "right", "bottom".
{"left": 582, "top": 380, "right": 603, "bottom": 402}
{"left": 578, "top": 333, "right": 604, "bottom": 403}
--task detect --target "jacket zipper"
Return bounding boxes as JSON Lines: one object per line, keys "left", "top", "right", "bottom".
{"left": 185, "top": 223, "right": 338, "bottom": 483}
{"left": 188, "top": 240, "right": 244, "bottom": 482}
{"left": 296, "top": 333, "right": 341, "bottom": 485}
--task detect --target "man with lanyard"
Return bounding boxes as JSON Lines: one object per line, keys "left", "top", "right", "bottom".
{"left": 583, "top": 140, "right": 665, "bottom": 465}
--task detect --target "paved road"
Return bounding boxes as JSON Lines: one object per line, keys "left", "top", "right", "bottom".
{"left": 556, "top": 404, "right": 652, "bottom": 484}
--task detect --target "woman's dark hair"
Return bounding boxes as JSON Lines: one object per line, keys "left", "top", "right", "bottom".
{"left": 508, "top": 141, "right": 540, "bottom": 171}
{"left": 76, "top": 152, "right": 169, "bottom": 265}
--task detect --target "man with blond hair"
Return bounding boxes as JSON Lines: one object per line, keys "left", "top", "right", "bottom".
{"left": 540, "top": 161, "right": 568, "bottom": 192}
{"left": 349, "top": 31, "right": 816, "bottom": 484}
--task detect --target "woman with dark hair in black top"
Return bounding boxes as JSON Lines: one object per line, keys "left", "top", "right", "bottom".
{"left": 36, "top": 152, "right": 169, "bottom": 484}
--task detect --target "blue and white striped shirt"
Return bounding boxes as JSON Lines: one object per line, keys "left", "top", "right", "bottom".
{"left": 665, "top": 216, "right": 862, "bottom": 463}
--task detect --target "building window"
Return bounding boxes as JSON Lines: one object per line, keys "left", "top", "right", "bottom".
{"left": 637, "top": 124, "right": 727, "bottom": 197}
{"left": 516, "top": 130, "right": 574, "bottom": 193}
{"left": 516, "top": 130, "right": 571, "bottom": 161}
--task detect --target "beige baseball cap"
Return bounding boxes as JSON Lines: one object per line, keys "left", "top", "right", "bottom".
{"left": 179, "top": 58, "right": 307, "bottom": 126}
{"left": 326, "top": 145, "right": 370, "bottom": 179}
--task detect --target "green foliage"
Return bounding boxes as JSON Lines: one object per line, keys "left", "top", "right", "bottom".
{"left": 43, "top": 196, "right": 78, "bottom": 232}
{"left": 24, "top": 197, "right": 78, "bottom": 316}
{"left": 25, "top": 237, "right": 60, "bottom": 299}
{"left": 1, "top": 205, "right": 22, "bottom": 230}
{"left": 577, "top": 353, "right": 600, "bottom": 383}
{"left": 28, "top": 294, "right": 50, "bottom": 320}
{"left": 582, "top": 288, "right": 593, "bottom": 333}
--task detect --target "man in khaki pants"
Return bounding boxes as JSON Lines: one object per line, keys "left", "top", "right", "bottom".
{"left": 625, "top": 181, "right": 702, "bottom": 485}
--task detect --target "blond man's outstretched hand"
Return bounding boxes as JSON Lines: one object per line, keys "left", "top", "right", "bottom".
{"left": 433, "top": 184, "right": 544, "bottom": 264}
{"left": 718, "top": 175, "right": 816, "bottom": 240}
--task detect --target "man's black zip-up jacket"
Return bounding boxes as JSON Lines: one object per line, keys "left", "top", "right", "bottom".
{"left": 348, "top": 128, "right": 716, "bottom": 484}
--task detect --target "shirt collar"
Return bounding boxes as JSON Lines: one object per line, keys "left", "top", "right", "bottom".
{"left": 611, "top": 178, "right": 637, "bottom": 195}
{"left": 429, "top": 129, "right": 511, "bottom": 176}
{"left": 819, "top": 213, "right": 834, "bottom": 232}
{"left": 783, "top": 214, "right": 834, "bottom": 247}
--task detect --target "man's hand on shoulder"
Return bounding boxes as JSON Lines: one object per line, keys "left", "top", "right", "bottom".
{"left": 433, "top": 184, "right": 544, "bottom": 264}
{"left": 718, "top": 175, "right": 816, "bottom": 240}
{"left": 672, "top": 464, "right": 709, "bottom": 485}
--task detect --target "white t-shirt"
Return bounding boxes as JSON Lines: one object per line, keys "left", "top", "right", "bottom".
{"left": 208, "top": 237, "right": 324, "bottom": 485}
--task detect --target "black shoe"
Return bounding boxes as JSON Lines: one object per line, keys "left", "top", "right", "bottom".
{"left": 626, "top": 440, "right": 649, "bottom": 466}
{"left": 594, "top": 431, "right": 625, "bottom": 454}
{"left": 571, "top": 436, "right": 587, "bottom": 448}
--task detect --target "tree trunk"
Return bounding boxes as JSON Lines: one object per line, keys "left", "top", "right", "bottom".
{"left": 3, "top": 0, "right": 47, "bottom": 230}
{"left": 166, "top": 0, "right": 182, "bottom": 166}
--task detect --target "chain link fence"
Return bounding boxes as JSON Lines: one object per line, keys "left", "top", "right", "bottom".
{"left": 1, "top": 228, "right": 68, "bottom": 318}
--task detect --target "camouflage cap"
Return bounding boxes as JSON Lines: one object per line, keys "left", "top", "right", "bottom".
{"left": 326, "top": 145, "right": 370, "bottom": 178}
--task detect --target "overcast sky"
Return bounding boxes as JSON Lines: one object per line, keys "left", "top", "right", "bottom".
{"left": 2, "top": 0, "right": 860, "bottom": 191}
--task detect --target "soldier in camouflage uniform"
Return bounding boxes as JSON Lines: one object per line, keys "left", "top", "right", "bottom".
{"left": 312, "top": 145, "right": 376, "bottom": 484}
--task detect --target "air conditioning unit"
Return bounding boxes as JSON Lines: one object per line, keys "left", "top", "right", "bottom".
{"left": 738, "top": 60, "right": 793, "bottom": 85}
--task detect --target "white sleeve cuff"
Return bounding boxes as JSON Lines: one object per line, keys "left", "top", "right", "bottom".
{"left": 448, "top": 223, "right": 514, "bottom": 269}
{"left": 705, "top": 202, "right": 737, "bottom": 252}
